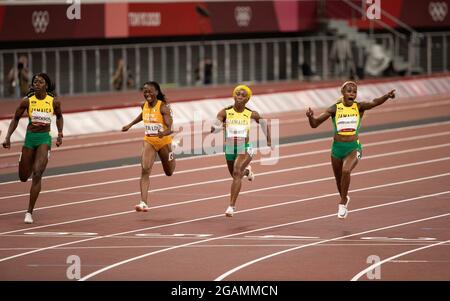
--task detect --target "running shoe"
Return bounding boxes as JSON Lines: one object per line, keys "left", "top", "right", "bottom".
{"left": 24, "top": 212, "right": 33, "bottom": 224}
{"left": 246, "top": 165, "right": 255, "bottom": 181}
{"left": 135, "top": 201, "right": 149, "bottom": 212}
{"left": 337, "top": 196, "right": 351, "bottom": 219}
{"left": 225, "top": 206, "right": 235, "bottom": 217}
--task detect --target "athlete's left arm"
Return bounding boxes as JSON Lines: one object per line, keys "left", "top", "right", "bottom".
{"left": 252, "top": 111, "right": 271, "bottom": 147}
{"left": 159, "top": 102, "right": 174, "bottom": 138}
{"left": 53, "top": 98, "right": 64, "bottom": 147}
{"left": 359, "top": 89, "right": 395, "bottom": 111}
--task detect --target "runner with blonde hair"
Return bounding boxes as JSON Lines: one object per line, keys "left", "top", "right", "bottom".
{"left": 211, "top": 85, "right": 271, "bottom": 217}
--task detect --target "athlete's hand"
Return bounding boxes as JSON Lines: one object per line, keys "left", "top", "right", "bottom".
{"left": 2, "top": 137, "right": 11, "bottom": 149}
{"left": 386, "top": 89, "right": 396, "bottom": 99}
{"left": 56, "top": 133, "right": 63, "bottom": 147}
{"left": 306, "top": 107, "right": 314, "bottom": 118}
{"left": 122, "top": 125, "right": 131, "bottom": 132}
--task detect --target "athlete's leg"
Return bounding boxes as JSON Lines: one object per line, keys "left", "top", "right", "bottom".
{"left": 340, "top": 150, "right": 359, "bottom": 205}
{"left": 158, "top": 143, "right": 176, "bottom": 176}
{"left": 226, "top": 160, "right": 250, "bottom": 178}
{"left": 226, "top": 160, "right": 234, "bottom": 176}
{"left": 19, "top": 146, "right": 35, "bottom": 182}
{"left": 225, "top": 142, "right": 251, "bottom": 178}
{"left": 229, "top": 153, "right": 252, "bottom": 208}
{"left": 140, "top": 141, "right": 157, "bottom": 205}
{"left": 27, "top": 144, "right": 49, "bottom": 213}
{"left": 331, "top": 156, "right": 343, "bottom": 198}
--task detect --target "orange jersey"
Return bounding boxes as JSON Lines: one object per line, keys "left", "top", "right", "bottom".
{"left": 142, "top": 100, "right": 168, "bottom": 136}
{"left": 142, "top": 100, "right": 172, "bottom": 151}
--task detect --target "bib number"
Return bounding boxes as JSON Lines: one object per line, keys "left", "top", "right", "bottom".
{"left": 145, "top": 123, "right": 163, "bottom": 135}
{"left": 336, "top": 116, "right": 358, "bottom": 133}
{"left": 31, "top": 111, "right": 52, "bottom": 126}
{"left": 226, "top": 125, "right": 247, "bottom": 138}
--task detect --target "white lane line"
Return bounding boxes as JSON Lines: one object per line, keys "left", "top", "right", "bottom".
{"left": 360, "top": 237, "right": 437, "bottom": 242}
{"left": 214, "top": 213, "right": 450, "bottom": 281}
{"left": 245, "top": 235, "right": 319, "bottom": 240}
{"left": 351, "top": 239, "right": 450, "bottom": 281}
{"left": 389, "top": 260, "right": 450, "bottom": 263}
{"left": 22, "top": 232, "right": 97, "bottom": 236}
{"left": 1, "top": 139, "right": 449, "bottom": 217}
{"left": 3, "top": 233, "right": 450, "bottom": 245}
{"left": 80, "top": 199, "right": 450, "bottom": 281}
{"left": 1, "top": 173, "right": 449, "bottom": 264}
{"left": 1, "top": 120, "right": 449, "bottom": 186}
{"left": 2, "top": 242, "right": 450, "bottom": 252}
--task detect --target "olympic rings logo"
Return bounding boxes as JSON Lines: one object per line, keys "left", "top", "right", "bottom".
{"left": 32, "top": 11, "right": 50, "bottom": 33}
{"left": 428, "top": 1, "right": 448, "bottom": 22}
{"left": 234, "top": 6, "right": 252, "bottom": 27}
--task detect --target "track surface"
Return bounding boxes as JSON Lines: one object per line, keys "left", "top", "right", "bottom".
{"left": 0, "top": 91, "right": 450, "bottom": 281}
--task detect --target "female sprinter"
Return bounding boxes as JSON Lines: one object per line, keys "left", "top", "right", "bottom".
{"left": 2, "top": 73, "right": 64, "bottom": 224}
{"left": 122, "top": 81, "right": 175, "bottom": 212}
{"left": 306, "top": 81, "right": 395, "bottom": 219}
{"left": 211, "top": 85, "right": 271, "bottom": 217}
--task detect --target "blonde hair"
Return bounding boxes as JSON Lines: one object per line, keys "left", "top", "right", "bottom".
{"left": 340, "top": 81, "right": 357, "bottom": 93}
{"left": 337, "top": 81, "right": 357, "bottom": 103}
{"left": 233, "top": 84, "right": 252, "bottom": 100}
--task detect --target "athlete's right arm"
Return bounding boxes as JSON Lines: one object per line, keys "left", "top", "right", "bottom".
{"left": 122, "top": 105, "right": 143, "bottom": 132}
{"left": 211, "top": 109, "right": 226, "bottom": 133}
{"left": 306, "top": 105, "right": 335, "bottom": 128}
{"left": 2, "top": 98, "right": 28, "bottom": 149}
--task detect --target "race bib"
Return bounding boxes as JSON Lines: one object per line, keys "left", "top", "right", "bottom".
{"left": 226, "top": 125, "right": 247, "bottom": 138}
{"left": 145, "top": 123, "right": 163, "bottom": 135}
{"left": 31, "top": 111, "right": 52, "bottom": 125}
{"left": 336, "top": 116, "right": 358, "bottom": 133}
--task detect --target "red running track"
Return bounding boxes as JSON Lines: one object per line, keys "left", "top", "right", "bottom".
{"left": 0, "top": 94, "right": 449, "bottom": 281}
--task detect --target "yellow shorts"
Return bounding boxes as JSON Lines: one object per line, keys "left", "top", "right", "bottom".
{"left": 144, "top": 135, "right": 173, "bottom": 152}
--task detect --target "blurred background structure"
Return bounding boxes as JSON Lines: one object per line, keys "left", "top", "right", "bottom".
{"left": 0, "top": 0, "right": 449, "bottom": 98}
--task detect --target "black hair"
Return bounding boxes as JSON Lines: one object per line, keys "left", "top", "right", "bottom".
{"left": 142, "top": 81, "right": 166, "bottom": 102}
{"left": 27, "top": 72, "right": 56, "bottom": 97}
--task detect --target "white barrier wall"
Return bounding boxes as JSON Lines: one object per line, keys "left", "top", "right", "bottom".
{"left": 2, "top": 76, "right": 450, "bottom": 143}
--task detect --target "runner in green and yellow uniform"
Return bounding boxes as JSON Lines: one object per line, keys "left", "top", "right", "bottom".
{"left": 2, "top": 73, "right": 64, "bottom": 224}
{"left": 211, "top": 85, "right": 271, "bottom": 217}
{"left": 306, "top": 81, "right": 395, "bottom": 219}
